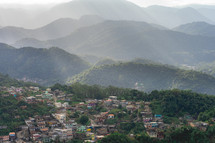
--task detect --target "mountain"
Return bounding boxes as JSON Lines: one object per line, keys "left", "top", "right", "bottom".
{"left": 145, "top": 5, "right": 213, "bottom": 28}
{"left": 189, "top": 5, "right": 215, "bottom": 23}
{"left": 0, "top": 44, "right": 90, "bottom": 86}
{"left": 173, "top": 22, "right": 215, "bottom": 37}
{"left": 0, "top": 43, "right": 15, "bottom": 50}
{"left": 0, "top": 15, "right": 103, "bottom": 44}
{"left": 69, "top": 62, "right": 215, "bottom": 95}
{"left": 24, "top": 20, "right": 215, "bottom": 65}
{"left": 38, "top": 0, "right": 154, "bottom": 25}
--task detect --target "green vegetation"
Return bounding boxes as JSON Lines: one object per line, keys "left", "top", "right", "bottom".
{"left": 100, "top": 126, "right": 215, "bottom": 143}
{"left": 0, "top": 46, "right": 89, "bottom": 86}
{"left": 149, "top": 90, "right": 215, "bottom": 119}
{"left": 0, "top": 95, "right": 52, "bottom": 135}
{"left": 69, "top": 62, "right": 215, "bottom": 95}
{"left": 99, "top": 133, "right": 132, "bottom": 143}
{"left": 0, "top": 73, "right": 39, "bottom": 87}
{"left": 77, "top": 115, "right": 89, "bottom": 125}
{"left": 119, "top": 123, "right": 145, "bottom": 134}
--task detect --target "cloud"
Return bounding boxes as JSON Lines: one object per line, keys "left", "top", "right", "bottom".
{"left": 0, "top": 0, "right": 71, "bottom": 4}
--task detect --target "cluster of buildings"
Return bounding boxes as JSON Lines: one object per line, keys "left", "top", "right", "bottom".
{"left": 0, "top": 86, "right": 212, "bottom": 143}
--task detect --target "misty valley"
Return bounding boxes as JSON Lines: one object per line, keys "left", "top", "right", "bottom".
{"left": 1, "top": 0, "right": 215, "bottom": 142}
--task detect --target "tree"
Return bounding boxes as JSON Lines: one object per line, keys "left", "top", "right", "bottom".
{"left": 78, "top": 115, "right": 89, "bottom": 125}
{"left": 99, "top": 133, "right": 132, "bottom": 143}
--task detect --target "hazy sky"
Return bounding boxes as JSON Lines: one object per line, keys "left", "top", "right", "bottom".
{"left": 0, "top": 0, "right": 215, "bottom": 7}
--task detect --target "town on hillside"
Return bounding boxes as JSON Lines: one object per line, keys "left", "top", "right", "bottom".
{"left": 0, "top": 86, "right": 212, "bottom": 143}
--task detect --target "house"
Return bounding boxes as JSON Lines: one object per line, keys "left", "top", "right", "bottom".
{"left": 77, "top": 126, "right": 86, "bottom": 132}
{"left": 145, "top": 122, "right": 158, "bottom": 129}
{"left": 147, "top": 129, "right": 157, "bottom": 138}
{"left": 104, "top": 99, "right": 112, "bottom": 106}
{"left": 64, "top": 120, "right": 75, "bottom": 129}
{"left": 9, "top": 132, "right": 16, "bottom": 141}
{"left": 47, "top": 120, "right": 59, "bottom": 127}
{"left": 126, "top": 105, "right": 135, "bottom": 110}
{"left": 43, "top": 93, "right": 53, "bottom": 99}
{"left": 96, "top": 128, "right": 108, "bottom": 135}
{"left": 41, "top": 135, "right": 51, "bottom": 143}
{"left": 120, "top": 100, "right": 127, "bottom": 107}
{"left": 32, "top": 134, "right": 41, "bottom": 140}
{"left": 40, "top": 128, "right": 49, "bottom": 132}
{"left": 154, "top": 115, "right": 162, "bottom": 119}
{"left": 2, "top": 136, "right": 9, "bottom": 142}
{"left": 144, "top": 102, "right": 151, "bottom": 105}
{"left": 88, "top": 106, "right": 92, "bottom": 109}
{"left": 54, "top": 113, "right": 66, "bottom": 123}
{"left": 109, "top": 96, "right": 117, "bottom": 100}
{"left": 53, "top": 129, "right": 73, "bottom": 141}
{"left": 96, "top": 135, "right": 105, "bottom": 140}
{"left": 62, "top": 102, "right": 69, "bottom": 107}
{"left": 108, "top": 114, "right": 115, "bottom": 119}
{"left": 143, "top": 117, "right": 153, "bottom": 122}
{"left": 46, "top": 88, "right": 52, "bottom": 92}
{"left": 55, "top": 102, "right": 62, "bottom": 108}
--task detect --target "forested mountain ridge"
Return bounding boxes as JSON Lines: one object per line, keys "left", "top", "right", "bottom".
{"left": 69, "top": 62, "right": 215, "bottom": 94}
{"left": 0, "top": 45, "right": 90, "bottom": 86}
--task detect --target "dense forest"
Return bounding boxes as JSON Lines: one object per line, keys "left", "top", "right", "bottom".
{"left": 0, "top": 45, "right": 90, "bottom": 86}
{"left": 99, "top": 126, "right": 215, "bottom": 143}
{"left": 69, "top": 62, "right": 215, "bottom": 95}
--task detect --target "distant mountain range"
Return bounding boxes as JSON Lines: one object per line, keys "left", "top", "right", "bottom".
{"left": 14, "top": 20, "right": 215, "bottom": 65}
{"left": 1, "top": 42, "right": 215, "bottom": 94}
{"left": 0, "top": 15, "right": 103, "bottom": 44}
{"left": 173, "top": 22, "right": 215, "bottom": 37}
{"left": 145, "top": 5, "right": 213, "bottom": 28}
{"left": 69, "top": 62, "right": 215, "bottom": 95}
{"left": 1, "top": 0, "right": 215, "bottom": 29}
{"left": 0, "top": 43, "right": 89, "bottom": 86}
{"left": 1, "top": 0, "right": 215, "bottom": 93}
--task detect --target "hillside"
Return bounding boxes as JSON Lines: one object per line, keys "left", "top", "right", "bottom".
{"left": 0, "top": 73, "right": 38, "bottom": 87}
{"left": 197, "top": 62, "right": 215, "bottom": 77}
{"left": 69, "top": 62, "right": 215, "bottom": 94}
{"left": 0, "top": 45, "right": 90, "bottom": 86}
{"left": 0, "top": 15, "right": 103, "bottom": 44}
{"left": 173, "top": 22, "right": 215, "bottom": 37}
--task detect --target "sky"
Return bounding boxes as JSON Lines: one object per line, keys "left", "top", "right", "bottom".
{"left": 128, "top": 0, "right": 215, "bottom": 7}
{"left": 0, "top": 0, "right": 215, "bottom": 7}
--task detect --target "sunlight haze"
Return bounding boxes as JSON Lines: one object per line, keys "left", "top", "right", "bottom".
{"left": 0, "top": 0, "right": 215, "bottom": 6}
